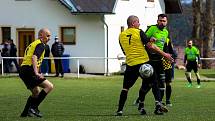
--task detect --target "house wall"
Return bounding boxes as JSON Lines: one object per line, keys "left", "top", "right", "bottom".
{"left": 0, "top": 0, "right": 169, "bottom": 74}
{"left": 105, "top": 0, "right": 166, "bottom": 73}
{"left": 0, "top": 0, "right": 106, "bottom": 73}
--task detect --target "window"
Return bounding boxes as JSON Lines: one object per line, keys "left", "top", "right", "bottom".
{"left": 146, "top": 0, "right": 155, "bottom": 8}
{"left": 147, "top": 0, "right": 154, "bottom": 2}
{"left": 61, "top": 27, "right": 76, "bottom": 45}
{"left": 1, "top": 27, "right": 11, "bottom": 42}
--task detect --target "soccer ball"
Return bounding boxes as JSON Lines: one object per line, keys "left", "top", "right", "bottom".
{"left": 139, "top": 64, "right": 154, "bottom": 78}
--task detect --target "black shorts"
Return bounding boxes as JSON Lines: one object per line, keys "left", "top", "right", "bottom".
{"left": 165, "top": 68, "right": 172, "bottom": 83}
{"left": 186, "top": 61, "right": 198, "bottom": 73}
{"left": 123, "top": 62, "right": 154, "bottom": 89}
{"left": 19, "top": 65, "right": 46, "bottom": 89}
{"left": 150, "top": 60, "right": 165, "bottom": 83}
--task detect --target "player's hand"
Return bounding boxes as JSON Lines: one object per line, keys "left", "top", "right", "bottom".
{"left": 184, "top": 63, "right": 186, "bottom": 67}
{"left": 198, "top": 64, "right": 201, "bottom": 68}
{"left": 149, "top": 37, "right": 156, "bottom": 42}
{"left": 35, "top": 73, "right": 45, "bottom": 79}
{"left": 164, "top": 53, "right": 174, "bottom": 63}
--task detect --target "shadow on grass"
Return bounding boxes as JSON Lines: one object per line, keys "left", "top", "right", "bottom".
{"left": 201, "top": 74, "right": 215, "bottom": 78}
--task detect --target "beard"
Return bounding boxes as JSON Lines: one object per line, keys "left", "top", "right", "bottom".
{"left": 157, "top": 24, "right": 165, "bottom": 30}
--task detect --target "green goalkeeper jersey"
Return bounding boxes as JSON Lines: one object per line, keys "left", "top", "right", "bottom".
{"left": 184, "top": 46, "right": 200, "bottom": 61}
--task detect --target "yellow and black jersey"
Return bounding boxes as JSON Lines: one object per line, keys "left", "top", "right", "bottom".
{"left": 21, "top": 39, "right": 45, "bottom": 67}
{"left": 161, "top": 57, "right": 172, "bottom": 70}
{"left": 119, "top": 28, "right": 149, "bottom": 66}
{"left": 162, "top": 38, "right": 173, "bottom": 70}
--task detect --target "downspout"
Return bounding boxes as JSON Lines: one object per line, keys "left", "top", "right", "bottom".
{"left": 101, "top": 15, "right": 109, "bottom": 76}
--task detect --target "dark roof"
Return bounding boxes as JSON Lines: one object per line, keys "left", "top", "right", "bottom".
{"left": 59, "top": 0, "right": 117, "bottom": 14}
{"left": 59, "top": 0, "right": 182, "bottom": 14}
{"left": 164, "top": 0, "right": 182, "bottom": 14}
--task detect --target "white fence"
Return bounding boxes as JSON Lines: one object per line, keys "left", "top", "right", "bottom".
{"left": 1, "top": 56, "right": 215, "bottom": 78}
{"left": 1, "top": 56, "right": 122, "bottom": 78}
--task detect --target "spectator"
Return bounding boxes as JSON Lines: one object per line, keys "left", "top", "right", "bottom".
{"left": 51, "top": 36, "right": 64, "bottom": 77}
{"left": 1, "top": 39, "right": 11, "bottom": 73}
{"left": 41, "top": 44, "right": 50, "bottom": 76}
{"left": 9, "top": 39, "right": 19, "bottom": 72}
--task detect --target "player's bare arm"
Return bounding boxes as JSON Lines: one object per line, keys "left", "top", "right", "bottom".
{"left": 146, "top": 42, "right": 174, "bottom": 63}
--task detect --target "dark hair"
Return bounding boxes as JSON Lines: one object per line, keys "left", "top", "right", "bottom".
{"left": 158, "top": 14, "right": 168, "bottom": 19}
{"left": 187, "top": 39, "right": 193, "bottom": 43}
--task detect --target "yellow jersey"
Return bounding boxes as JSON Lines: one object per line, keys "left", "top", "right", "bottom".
{"left": 119, "top": 28, "right": 149, "bottom": 66}
{"left": 21, "top": 39, "right": 45, "bottom": 67}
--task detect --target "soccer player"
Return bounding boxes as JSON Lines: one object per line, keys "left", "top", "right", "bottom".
{"left": 184, "top": 39, "right": 201, "bottom": 88}
{"left": 19, "top": 28, "right": 54, "bottom": 117}
{"left": 134, "top": 14, "right": 172, "bottom": 110}
{"left": 162, "top": 38, "right": 175, "bottom": 106}
{"left": 116, "top": 15, "right": 173, "bottom": 116}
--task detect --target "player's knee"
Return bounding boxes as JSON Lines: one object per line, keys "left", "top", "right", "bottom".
{"left": 43, "top": 80, "right": 54, "bottom": 93}
{"left": 32, "top": 93, "right": 39, "bottom": 97}
{"left": 31, "top": 88, "right": 40, "bottom": 97}
{"left": 47, "top": 83, "right": 54, "bottom": 92}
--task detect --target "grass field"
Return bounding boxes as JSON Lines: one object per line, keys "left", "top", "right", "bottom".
{"left": 0, "top": 69, "right": 215, "bottom": 121}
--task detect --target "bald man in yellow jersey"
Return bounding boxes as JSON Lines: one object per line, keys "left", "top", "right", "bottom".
{"left": 19, "top": 28, "right": 54, "bottom": 118}
{"left": 116, "top": 15, "right": 173, "bottom": 116}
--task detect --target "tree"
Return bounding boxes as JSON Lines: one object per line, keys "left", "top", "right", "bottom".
{"left": 192, "top": 0, "right": 202, "bottom": 39}
{"left": 202, "top": 0, "right": 214, "bottom": 68}
{"left": 192, "top": 0, "right": 214, "bottom": 68}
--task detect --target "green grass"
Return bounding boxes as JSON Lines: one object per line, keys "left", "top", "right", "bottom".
{"left": 0, "top": 69, "right": 215, "bottom": 121}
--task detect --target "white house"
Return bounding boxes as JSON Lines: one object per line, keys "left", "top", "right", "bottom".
{"left": 0, "top": 0, "right": 182, "bottom": 74}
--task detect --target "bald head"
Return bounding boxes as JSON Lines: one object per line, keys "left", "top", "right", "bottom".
{"left": 38, "top": 28, "right": 51, "bottom": 44}
{"left": 127, "top": 15, "right": 140, "bottom": 28}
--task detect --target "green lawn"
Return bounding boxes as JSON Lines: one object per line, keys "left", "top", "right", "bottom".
{"left": 0, "top": 69, "right": 215, "bottom": 121}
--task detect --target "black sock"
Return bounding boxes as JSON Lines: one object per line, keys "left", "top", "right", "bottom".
{"left": 152, "top": 86, "right": 161, "bottom": 102}
{"left": 117, "top": 90, "right": 128, "bottom": 112}
{"left": 160, "top": 89, "right": 164, "bottom": 102}
{"left": 135, "top": 97, "right": 140, "bottom": 104}
{"left": 166, "top": 85, "right": 172, "bottom": 102}
{"left": 138, "top": 102, "right": 144, "bottom": 110}
{"left": 197, "top": 79, "right": 201, "bottom": 85}
{"left": 35, "top": 90, "right": 47, "bottom": 107}
{"left": 187, "top": 78, "right": 192, "bottom": 84}
{"left": 31, "top": 90, "right": 47, "bottom": 109}
{"left": 21, "top": 96, "right": 32, "bottom": 116}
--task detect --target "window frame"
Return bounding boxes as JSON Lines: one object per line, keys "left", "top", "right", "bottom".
{"left": 60, "top": 26, "right": 76, "bottom": 45}
{"left": 1, "top": 27, "right": 11, "bottom": 43}
{"left": 147, "top": 0, "right": 154, "bottom": 2}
